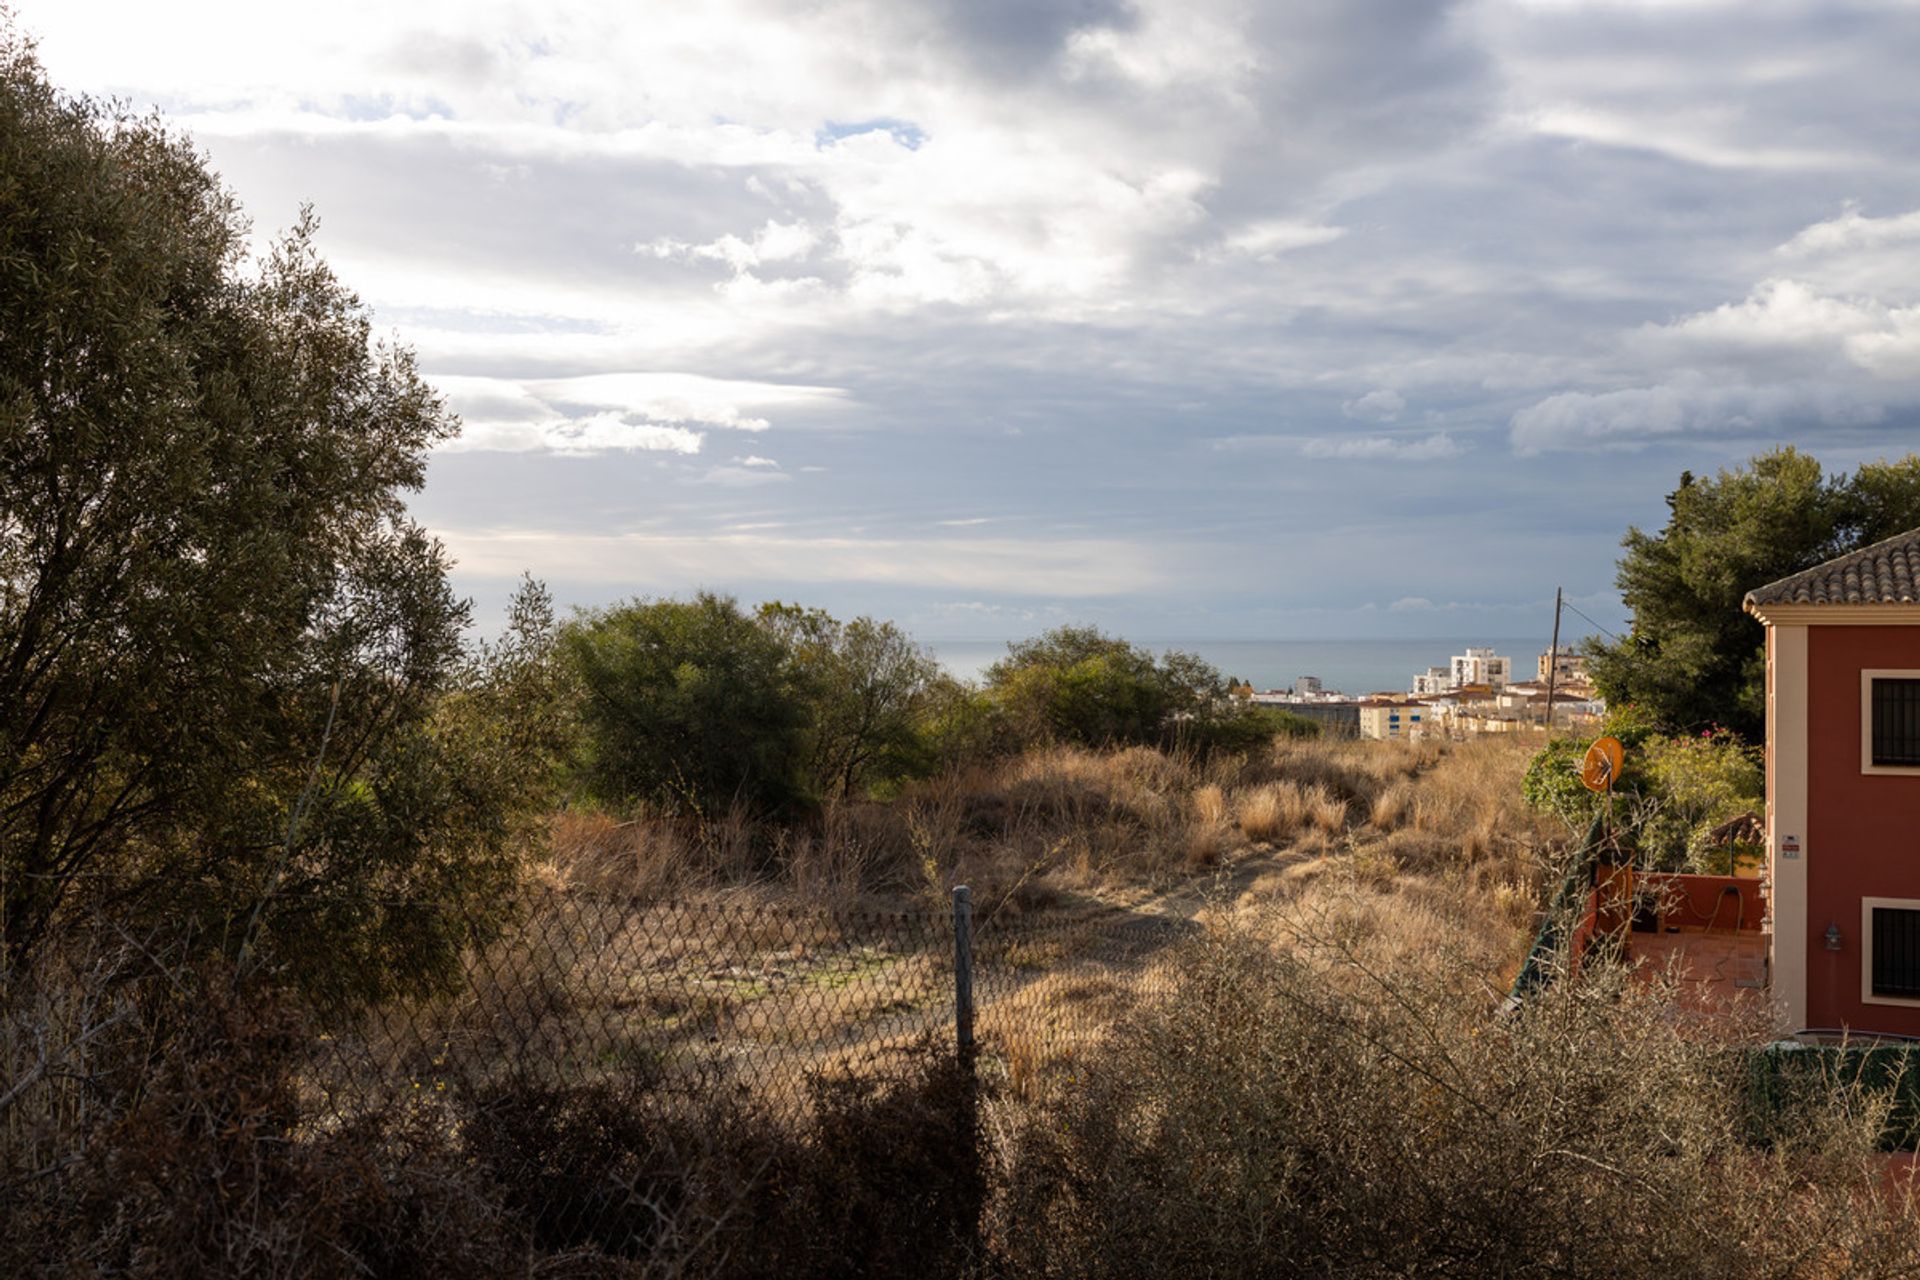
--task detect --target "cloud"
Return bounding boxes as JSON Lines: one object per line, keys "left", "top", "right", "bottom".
{"left": 1300, "top": 432, "right": 1462, "bottom": 461}
{"left": 1779, "top": 205, "right": 1920, "bottom": 258}
{"left": 546, "top": 414, "right": 706, "bottom": 454}
{"left": 692, "top": 464, "right": 793, "bottom": 487}
{"left": 1389, "top": 596, "right": 1435, "bottom": 612}
{"left": 643, "top": 219, "right": 821, "bottom": 270}
{"left": 439, "top": 527, "right": 1176, "bottom": 597}
{"left": 1647, "top": 279, "right": 1883, "bottom": 358}
{"left": 1215, "top": 219, "right": 1347, "bottom": 260}
{"left": 436, "top": 371, "right": 841, "bottom": 453}
{"left": 1525, "top": 105, "right": 1856, "bottom": 172}
{"left": 1508, "top": 383, "right": 1886, "bottom": 455}
{"left": 1342, "top": 388, "right": 1405, "bottom": 421}
{"left": 24, "top": 0, "right": 1920, "bottom": 636}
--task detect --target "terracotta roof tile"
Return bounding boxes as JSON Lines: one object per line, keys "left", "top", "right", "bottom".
{"left": 1744, "top": 527, "right": 1920, "bottom": 608}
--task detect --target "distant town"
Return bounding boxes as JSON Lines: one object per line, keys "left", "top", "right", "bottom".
{"left": 1235, "top": 645, "right": 1604, "bottom": 740}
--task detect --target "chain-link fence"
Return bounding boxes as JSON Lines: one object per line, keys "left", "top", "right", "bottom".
{"left": 302, "top": 888, "right": 1192, "bottom": 1131}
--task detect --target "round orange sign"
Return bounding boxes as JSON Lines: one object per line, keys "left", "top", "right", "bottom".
{"left": 1580, "top": 736, "right": 1625, "bottom": 793}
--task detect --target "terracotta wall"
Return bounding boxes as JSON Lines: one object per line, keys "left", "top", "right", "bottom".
{"left": 1804, "top": 626, "right": 1920, "bottom": 1035}
{"left": 1574, "top": 869, "right": 1762, "bottom": 977}
{"left": 1645, "top": 872, "right": 1763, "bottom": 932}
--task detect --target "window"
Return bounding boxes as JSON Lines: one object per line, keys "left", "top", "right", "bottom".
{"left": 1860, "top": 671, "right": 1920, "bottom": 775}
{"left": 1871, "top": 678, "right": 1920, "bottom": 766}
{"left": 1871, "top": 905, "right": 1920, "bottom": 1000}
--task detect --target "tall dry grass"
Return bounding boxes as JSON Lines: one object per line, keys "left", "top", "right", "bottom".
{"left": 543, "top": 733, "right": 1560, "bottom": 921}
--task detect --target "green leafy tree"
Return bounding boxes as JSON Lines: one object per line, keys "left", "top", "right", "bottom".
{"left": 243, "top": 578, "right": 579, "bottom": 1004}
{"left": 757, "top": 603, "right": 943, "bottom": 800}
{"left": 983, "top": 626, "right": 1270, "bottom": 752}
{"left": 1639, "top": 729, "right": 1763, "bottom": 873}
{"left": 1523, "top": 707, "right": 1761, "bottom": 872}
{"left": 1589, "top": 447, "right": 1920, "bottom": 739}
{"left": 914, "top": 674, "right": 1009, "bottom": 770}
{"left": 1521, "top": 705, "right": 1657, "bottom": 833}
{"left": 0, "top": 38, "right": 548, "bottom": 995}
{"left": 563, "top": 593, "right": 811, "bottom": 816}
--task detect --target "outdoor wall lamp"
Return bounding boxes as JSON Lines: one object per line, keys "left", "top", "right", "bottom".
{"left": 1825, "top": 922, "right": 1843, "bottom": 952}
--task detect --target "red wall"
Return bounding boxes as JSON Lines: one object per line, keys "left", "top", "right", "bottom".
{"left": 1805, "top": 626, "right": 1920, "bottom": 1035}
{"left": 1571, "top": 869, "right": 1761, "bottom": 976}
{"left": 1646, "top": 872, "right": 1763, "bottom": 932}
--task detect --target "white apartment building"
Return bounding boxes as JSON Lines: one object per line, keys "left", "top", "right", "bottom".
{"left": 1411, "top": 666, "right": 1451, "bottom": 696}
{"left": 1450, "top": 646, "right": 1512, "bottom": 690}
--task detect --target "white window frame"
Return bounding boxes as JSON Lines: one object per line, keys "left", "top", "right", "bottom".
{"left": 1859, "top": 669, "right": 1920, "bottom": 775}
{"left": 1860, "top": 897, "right": 1920, "bottom": 1007}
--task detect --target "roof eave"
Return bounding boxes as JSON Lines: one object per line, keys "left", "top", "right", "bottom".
{"left": 1746, "top": 601, "right": 1920, "bottom": 627}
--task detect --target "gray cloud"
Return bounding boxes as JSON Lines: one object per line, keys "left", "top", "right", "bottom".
{"left": 24, "top": 0, "right": 1920, "bottom": 638}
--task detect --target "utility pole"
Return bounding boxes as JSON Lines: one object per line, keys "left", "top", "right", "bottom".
{"left": 1544, "top": 587, "right": 1563, "bottom": 735}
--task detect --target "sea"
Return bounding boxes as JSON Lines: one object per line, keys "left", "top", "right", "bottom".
{"left": 926, "top": 637, "right": 1552, "bottom": 699}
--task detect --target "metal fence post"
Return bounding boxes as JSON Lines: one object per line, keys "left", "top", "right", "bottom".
{"left": 952, "top": 885, "right": 974, "bottom": 1062}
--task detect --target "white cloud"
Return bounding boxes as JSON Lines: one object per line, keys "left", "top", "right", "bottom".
{"left": 1779, "top": 206, "right": 1920, "bottom": 257}
{"left": 439, "top": 527, "right": 1176, "bottom": 597}
{"left": 1524, "top": 105, "right": 1855, "bottom": 172}
{"left": 1341, "top": 389, "right": 1405, "bottom": 422}
{"left": 1301, "top": 432, "right": 1462, "bottom": 461}
{"left": 1648, "top": 279, "right": 1883, "bottom": 354}
{"left": 1389, "top": 596, "right": 1435, "bottom": 613}
{"left": 436, "top": 371, "right": 841, "bottom": 452}
{"left": 644, "top": 219, "right": 821, "bottom": 270}
{"left": 545, "top": 414, "right": 705, "bottom": 455}
{"left": 1215, "top": 219, "right": 1347, "bottom": 261}
{"left": 692, "top": 464, "right": 793, "bottom": 487}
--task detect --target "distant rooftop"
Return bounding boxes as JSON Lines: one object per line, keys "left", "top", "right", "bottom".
{"left": 1745, "top": 527, "right": 1920, "bottom": 608}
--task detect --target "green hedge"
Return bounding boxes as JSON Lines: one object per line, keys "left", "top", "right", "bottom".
{"left": 1744, "top": 1041, "right": 1920, "bottom": 1151}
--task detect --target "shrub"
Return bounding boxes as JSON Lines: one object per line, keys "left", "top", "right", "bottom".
{"left": 564, "top": 592, "right": 813, "bottom": 818}
{"left": 996, "top": 900, "right": 1919, "bottom": 1279}
{"left": 1640, "top": 728, "right": 1764, "bottom": 873}
{"left": 759, "top": 602, "right": 947, "bottom": 800}
{"left": 3, "top": 952, "right": 986, "bottom": 1279}
{"left": 984, "top": 626, "right": 1232, "bottom": 752}
{"left": 1522, "top": 720, "right": 1761, "bottom": 873}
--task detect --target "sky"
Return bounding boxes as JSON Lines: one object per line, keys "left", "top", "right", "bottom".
{"left": 18, "top": 0, "right": 1920, "bottom": 643}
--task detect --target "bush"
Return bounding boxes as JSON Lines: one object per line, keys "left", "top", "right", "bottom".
{"left": 983, "top": 626, "right": 1273, "bottom": 755}
{"left": 3, "top": 953, "right": 986, "bottom": 1279}
{"left": 758, "top": 602, "right": 947, "bottom": 800}
{"left": 996, "top": 899, "right": 1919, "bottom": 1279}
{"left": 1521, "top": 718, "right": 1761, "bottom": 873}
{"left": 564, "top": 592, "right": 813, "bottom": 818}
{"left": 1640, "top": 728, "right": 1763, "bottom": 872}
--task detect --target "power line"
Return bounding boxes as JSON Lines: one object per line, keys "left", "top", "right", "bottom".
{"left": 1561, "top": 602, "right": 1621, "bottom": 642}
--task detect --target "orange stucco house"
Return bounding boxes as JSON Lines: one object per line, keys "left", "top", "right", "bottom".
{"left": 1746, "top": 529, "right": 1920, "bottom": 1038}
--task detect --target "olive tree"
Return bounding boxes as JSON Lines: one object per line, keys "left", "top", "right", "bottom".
{"left": 984, "top": 625, "right": 1267, "bottom": 752}
{"left": 0, "top": 37, "right": 552, "bottom": 997}
{"left": 757, "top": 602, "right": 943, "bottom": 800}
{"left": 563, "top": 593, "right": 813, "bottom": 817}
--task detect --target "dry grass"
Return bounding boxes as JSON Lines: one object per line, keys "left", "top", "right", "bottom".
{"left": 543, "top": 733, "right": 1559, "bottom": 921}
{"left": 15, "top": 728, "right": 1919, "bottom": 1277}
{"left": 994, "top": 888, "right": 1920, "bottom": 1280}
{"left": 514, "top": 733, "right": 1560, "bottom": 1121}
